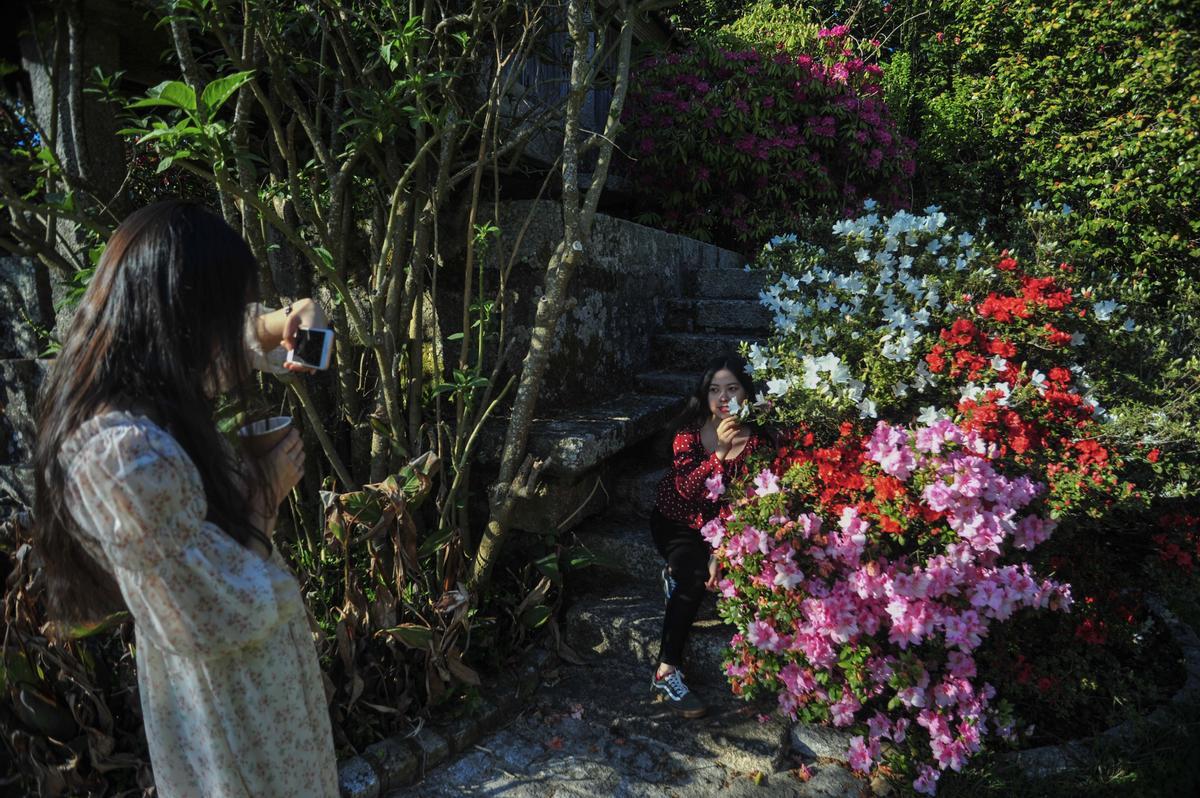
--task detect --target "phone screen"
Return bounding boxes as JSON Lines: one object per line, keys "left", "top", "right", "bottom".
{"left": 292, "top": 328, "right": 330, "bottom": 368}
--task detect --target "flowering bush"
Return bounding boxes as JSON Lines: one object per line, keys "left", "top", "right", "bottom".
{"left": 622, "top": 26, "right": 913, "bottom": 249}
{"left": 709, "top": 420, "right": 1070, "bottom": 793}
{"left": 746, "top": 203, "right": 1135, "bottom": 517}
{"left": 705, "top": 203, "right": 1149, "bottom": 791}
{"left": 1153, "top": 512, "right": 1200, "bottom": 576}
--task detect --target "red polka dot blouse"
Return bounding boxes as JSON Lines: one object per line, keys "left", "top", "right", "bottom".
{"left": 654, "top": 422, "right": 762, "bottom": 529}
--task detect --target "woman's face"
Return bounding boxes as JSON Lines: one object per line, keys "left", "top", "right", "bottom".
{"left": 708, "top": 368, "right": 747, "bottom": 420}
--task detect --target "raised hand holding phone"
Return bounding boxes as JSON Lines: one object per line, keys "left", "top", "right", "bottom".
{"left": 279, "top": 299, "right": 332, "bottom": 372}
{"left": 286, "top": 327, "right": 334, "bottom": 370}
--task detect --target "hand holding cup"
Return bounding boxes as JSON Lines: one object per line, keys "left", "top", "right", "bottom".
{"left": 237, "top": 416, "right": 305, "bottom": 509}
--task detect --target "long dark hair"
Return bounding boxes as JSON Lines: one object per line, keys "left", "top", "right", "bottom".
{"left": 672, "top": 352, "right": 759, "bottom": 432}
{"left": 34, "top": 200, "right": 263, "bottom": 624}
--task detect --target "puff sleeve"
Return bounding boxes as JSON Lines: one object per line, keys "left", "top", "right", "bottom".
{"left": 243, "top": 302, "right": 289, "bottom": 375}
{"left": 671, "top": 427, "right": 724, "bottom": 501}
{"left": 64, "top": 421, "right": 302, "bottom": 659}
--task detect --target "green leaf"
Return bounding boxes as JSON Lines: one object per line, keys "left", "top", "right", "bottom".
{"left": 381, "top": 623, "right": 433, "bottom": 650}
{"left": 313, "top": 246, "right": 336, "bottom": 273}
{"left": 417, "top": 525, "right": 455, "bottom": 558}
{"left": 519, "top": 604, "right": 552, "bottom": 629}
{"left": 130, "top": 80, "right": 196, "bottom": 112}
{"left": 62, "top": 611, "right": 131, "bottom": 639}
{"left": 201, "top": 70, "right": 255, "bottom": 115}
{"left": 563, "top": 546, "right": 618, "bottom": 571}
{"left": 534, "top": 552, "right": 561, "bottom": 585}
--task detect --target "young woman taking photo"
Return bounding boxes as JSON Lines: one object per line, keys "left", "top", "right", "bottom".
{"left": 34, "top": 201, "right": 338, "bottom": 797}
{"left": 649, "top": 353, "right": 764, "bottom": 717}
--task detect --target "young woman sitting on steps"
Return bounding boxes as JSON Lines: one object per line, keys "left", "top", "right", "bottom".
{"left": 649, "top": 353, "right": 764, "bottom": 717}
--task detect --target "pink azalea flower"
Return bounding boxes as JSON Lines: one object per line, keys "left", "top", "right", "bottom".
{"left": 847, "top": 735, "right": 873, "bottom": 773}
{"left": 829, "top": 692, "right": 861, "bottom": 726}
{"left": 913, "top": 765, "right": 940, "bottom": 795}
{"left": 700, "top": 517, "right": 725, "bottom": 548}
{"left": 754, "top": 468, "right": 782, "bottom": 495}
{"left": 747, "top": 618, "right": 782, "bottom": 652}
{"left": 779, "top": 662, "right": 817, "bottom": 695}
{"left": 774, "top": 559, "right": 804, "bottom": 590}
{"left": 868, "top": 424, "right": 914, "bottom": 479}
{"left": 705, "top": 472, "right": 725, "bottom": 500}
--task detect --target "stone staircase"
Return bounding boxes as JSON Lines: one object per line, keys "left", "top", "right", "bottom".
{"left": 475, "top": 250, "right": 774, "bottom": 531}
{"left": 512, "top": 246, "right": 775, "bottom": 680}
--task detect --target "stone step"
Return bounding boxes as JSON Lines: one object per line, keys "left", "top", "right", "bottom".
{"left": 650, "top": 332, "right": 762, "bottom": 373}
{"left": 476, "top": 393, "right": 683, "bottom": 479}
{"left": 570, "top": 519, "right": 661, "bottom": 586}
{"left": 665, "top": 298, "right": 771, "bottom": 333}
{"left": 690, "top": 268, "right": 769, "bottom": 300}
{"left": 634, "top": 370, "right": 695, "bottom": 398}
{"left": 612, "top": 463, "right": 667, "bottom": 518}
{"left": 565, "top": 588, "right": 735, "bottom": 686}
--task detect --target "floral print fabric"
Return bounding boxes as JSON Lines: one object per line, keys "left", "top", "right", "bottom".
{"left": 60, "top": 413, "right": 338, "bottom": 798}
{"left": 55, "top": 305, "right": 335, "bottom": 797}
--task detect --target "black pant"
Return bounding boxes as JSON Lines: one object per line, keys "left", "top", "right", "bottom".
{"left": 650, "top": 509, "right": 710, "bottom": 668}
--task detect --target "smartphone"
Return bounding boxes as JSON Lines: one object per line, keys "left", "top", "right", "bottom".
{"left": 287, "top": 327, "right": 334, "bottom": 370}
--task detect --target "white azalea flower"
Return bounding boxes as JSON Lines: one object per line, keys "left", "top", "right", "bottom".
{"left": 828, "top": 361, "right": 852, "bottom": 386}
{"left": 855, "top": 248, "right": 871, "bottom": 264}
{"left": 917, "top": 405, "right": 942, "bottom": 425}
{"left": 990, "top": 355, "right": 1008, "bottom": 372}
{"left": 766, "top": 377, "right": 793, "bottom": 397}
{"left": 1121, "top": 318, "right": 1135, "bottom": 332}
{"left": 802, "top": 357, "right": 822, "bottom": 389}
{"left": 1093, "top": 299, "right": 1123, "bottom": 321}
{"left": 858, "top": 398, "right": 878, "bottom": 418}
{"left": 959, "top": 382, "right": 984, "bottom": 401}
{"left": 863, "top": 198, "right": 878, "bottom": 210}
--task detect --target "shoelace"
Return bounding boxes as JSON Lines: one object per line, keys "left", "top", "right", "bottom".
{"left": 658, "top": 670, "right": 689, "bottom": 700}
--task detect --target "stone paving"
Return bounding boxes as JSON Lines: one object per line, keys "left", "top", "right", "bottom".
{"left": 392, "top": 655, "right": 865, "bottom": 798}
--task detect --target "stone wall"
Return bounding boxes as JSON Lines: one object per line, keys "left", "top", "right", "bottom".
{"left": 473, "top": 200, "right": 742, "bottom": 409}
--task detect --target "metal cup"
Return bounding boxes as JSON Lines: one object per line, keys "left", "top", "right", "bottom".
{"left": 236, "top": 415, "right": 292, "bottom": 457}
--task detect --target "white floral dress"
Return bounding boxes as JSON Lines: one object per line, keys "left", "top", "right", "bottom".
{"left": 57, "top": 310, "right": 337, "bottom": 798}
